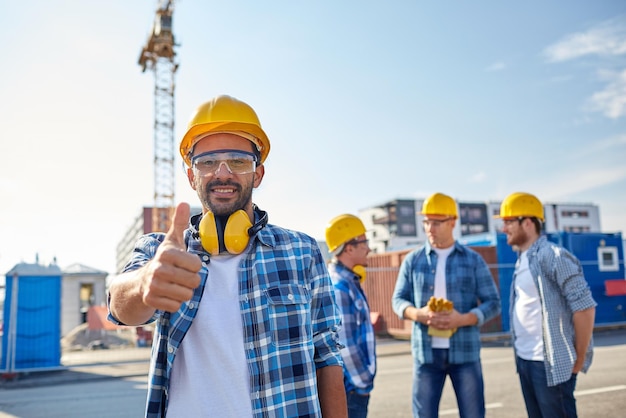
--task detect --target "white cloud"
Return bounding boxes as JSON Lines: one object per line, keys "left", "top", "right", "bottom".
{"left": 468, "top": 171, "right": 487, "bottom": 183}
{"left": 549, "top": 74, "right": 574, "bottom": 83}
{"left": 586, "top": 69, "right": 626, "bottom": 119}
{"left": 543, "top": 16, "right": 626, "bottom": 62}
{"left": 543, "top": 17, "right": 626, "bottom": 120}
{"left": 534, "top": 165, "right": 626, "bottom": 200}
{"left": 485, "top": 61, "right": 506, "bottom": 72}
{"left": 570, "top": 133, "right": 626, "bottom": 159}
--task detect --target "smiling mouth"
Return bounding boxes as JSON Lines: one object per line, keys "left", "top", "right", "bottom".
{"left": 208, "top": 181, "right": 240, "bottom": 195}
{"left": 212, "top": 187, "right": 236, "bottom": 193}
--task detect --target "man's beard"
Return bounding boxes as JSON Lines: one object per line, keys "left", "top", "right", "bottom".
{"left": 199, "top": 179, "right": 254, "bottom": 216}
{"left": 507, "top": 229, "right": 528, "bottom": 248}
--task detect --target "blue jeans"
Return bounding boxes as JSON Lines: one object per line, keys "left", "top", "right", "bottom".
{"left": 346, "top": 391, "right": 370, "bottom": 418}
{"left": 412, "top": 349, "right": 485, "bottom": 418}
{"left": 515, "top": 356, "right": 578, "bottom": 418}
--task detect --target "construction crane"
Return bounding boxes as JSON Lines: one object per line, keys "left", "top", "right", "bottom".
{"left": 138, "top": 0, "right": 178, "bottom": 233}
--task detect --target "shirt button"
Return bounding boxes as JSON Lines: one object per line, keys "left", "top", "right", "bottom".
{"left": 168, "top": 346, "right": 174, "bottom": 353}
{"left": 249, "top": 342, "right": 254, "bottom": 350}
{"left": 288, "top": 293, "right": 294, "bottom": 301}
{"left": 202, "top": 255, "right": 209, "bottom": 262}
{"left": 189, "top": 302, "right": 195, "bottom": 309}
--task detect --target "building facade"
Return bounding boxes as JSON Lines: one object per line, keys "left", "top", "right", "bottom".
{"left": 359, "top": 197, "right": 602, "bottom": 254}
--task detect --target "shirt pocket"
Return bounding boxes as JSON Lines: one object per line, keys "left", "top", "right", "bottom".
{"left": 265, "top": 284, "right": 312, "bottom": 347}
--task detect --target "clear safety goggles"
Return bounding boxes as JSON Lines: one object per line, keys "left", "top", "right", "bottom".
{"left": 191, "top": 150, "right": 257, "bottom": 176}
{"left": 422, "top": 218, "right": 453, "bottom": 228}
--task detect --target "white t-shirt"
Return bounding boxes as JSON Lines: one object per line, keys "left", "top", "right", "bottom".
{"left": 432, "top": 246, "right": 454, "bottom": 349}
{"left": 167, "top": 252, "right": 252, "bottom": 417}
{"left": 512, "top": 251, "right": 544, "bottom": 361}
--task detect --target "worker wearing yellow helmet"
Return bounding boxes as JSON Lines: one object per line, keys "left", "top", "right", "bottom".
{"left": 392, "top": 192, "right": 500, "bottom": 418}
{"left": 325, "top": 214, "right": 376, "bottom": 417}
{"left": 179, "top": 94, "right": 271, "bottom": 167}
{"left": 497, "top": 191, "right": 545, "bottom": 245}
{"left": 498, "top": 192, "right": 596, "bottom": 418}
{"left": 109, "top": 95, "right": 347, "bottom": 417}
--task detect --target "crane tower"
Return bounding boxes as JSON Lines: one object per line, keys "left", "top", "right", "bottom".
{"left": 138, "top": 0, "right": 178, "bottom": 233}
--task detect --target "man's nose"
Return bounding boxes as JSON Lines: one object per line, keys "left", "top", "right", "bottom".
{"left": 213, "top": 161, "right": 233, "bottom": 176}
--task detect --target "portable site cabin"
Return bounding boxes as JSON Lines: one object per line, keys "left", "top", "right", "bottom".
{"left": 61, "top": 263, "right": 108, "bottom": 337}
{"left": 1, "top": 263, "right": 62, "bottom": 373}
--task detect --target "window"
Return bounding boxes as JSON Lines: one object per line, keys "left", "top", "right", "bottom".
{"left": 561, "top": 210, "right": 589, "bottom": 218}
{"left": 564, "top": 226, "right": 591, "bottom": 232}
{"left": 597, "top": 247, "right": 619, "bottom": 272}
{"left": 459, "top": 203, "right": 488, "bottom": 236}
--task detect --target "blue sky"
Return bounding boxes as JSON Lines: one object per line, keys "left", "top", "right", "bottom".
{"left": 1, "top": 1, "right": 625, "bottom": 276}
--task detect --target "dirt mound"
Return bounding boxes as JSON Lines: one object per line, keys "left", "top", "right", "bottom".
{"left": 62, "top": 323, "right": 137, "bottom": 351}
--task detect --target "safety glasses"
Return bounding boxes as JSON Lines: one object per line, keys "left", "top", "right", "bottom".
{"left": 422, "top": 218, "right": 453, "bottom": 228}
{"left": 191, "top": 150, "right": 257, "bottom": 176}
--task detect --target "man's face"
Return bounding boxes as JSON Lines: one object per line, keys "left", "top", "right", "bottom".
{"left": 346, "top": 234, "right": 371, "bottom": 267}
{"left": 501, "top": 218, "right": 528, "bottom": 248}
{"left": 422, "top": 215, "right": 455, "bottom": 248}
{"left": 187, "top": 133, "right": 264, "bottom": 216}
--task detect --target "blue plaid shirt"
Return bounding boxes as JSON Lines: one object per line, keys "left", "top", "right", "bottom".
{"left": 511, "top": 235, "right": 597, "bottom": 386}
{"left": 108, "top": 222, "right": 343, "bottom": 418}
{"left": 392, "top": 242, "right": 501, "bottom": 364}
{"left": 328, "top": 262, "right": 376, "bottom": 395}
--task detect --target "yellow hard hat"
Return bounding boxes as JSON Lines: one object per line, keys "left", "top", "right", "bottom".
{"left": 421, "top": 193, "right": 458, "bottom": 218}
{"left": 325, "top": 214, "right": 366, "bottom": 253}
{"left": 179, "top": 95, "right": 270, "bottom": 166}
{"left": 498, "top": 192, "right": 544, "bottom": 221}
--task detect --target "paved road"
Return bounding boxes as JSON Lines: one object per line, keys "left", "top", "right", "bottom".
{"left": 369, "top": 330, "right": 626, "bottom": 417}
{"left": 0, "top": 329, "right": 625, "bottom": 417}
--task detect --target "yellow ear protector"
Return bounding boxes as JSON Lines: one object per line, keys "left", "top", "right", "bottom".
{"left": 196, "top": 206, "right": 268, "bottom": 254}
{"left": 353, "top": 265, "right": 367, "bottom": 283}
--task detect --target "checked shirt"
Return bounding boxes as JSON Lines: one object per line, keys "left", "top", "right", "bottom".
{"left": 108, "top": 222, "right": 343, "bottom": 418}
{"left": 392, "top": 241, "right": 501, "bottom": 365}
{"left": 328, "top": 262, "right": 377, "bottom": 395}
{"left": 510, "top": 235, "right": 597, "bottom": 386}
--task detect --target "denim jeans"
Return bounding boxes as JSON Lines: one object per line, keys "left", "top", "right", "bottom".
{"left": 346, "top": 391, "right": 370, "bottom": 418}
{"left": 515, "top": 356, "right": 578, "bottom": 418}
{"left": 412, "top": 348, "right": 485, "bottom": 418}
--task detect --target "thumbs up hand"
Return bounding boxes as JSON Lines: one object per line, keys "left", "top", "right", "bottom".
{"left": 141, "top": 202, "right": 202, "bottom": 312}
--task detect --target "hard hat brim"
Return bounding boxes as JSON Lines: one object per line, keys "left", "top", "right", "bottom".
{"left": 180, "top": 121, "right": 270, "bottom": 166}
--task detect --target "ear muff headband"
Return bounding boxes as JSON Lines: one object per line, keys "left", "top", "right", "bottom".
{"left": 199, "top": 212, "right": 220, "bottom": 254}
{"left": 223, "top": 210, "right": 253, "bottom": 254}
{"left": 197, "top": 207, "right": 268, "bottom": 255}
{"left": 353, "top": 265, "right": 366, "bottom": 283}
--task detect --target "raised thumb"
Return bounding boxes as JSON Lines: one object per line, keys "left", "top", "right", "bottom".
{"left": 164, "top": 202, "right": 191, "bottom": 248}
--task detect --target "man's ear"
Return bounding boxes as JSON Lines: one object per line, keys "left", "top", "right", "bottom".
{"left": 186, "top": 167, "right": 197, "bottom": 190}
{"left": 253, "top": 164, "right": 265, "bottom": 188}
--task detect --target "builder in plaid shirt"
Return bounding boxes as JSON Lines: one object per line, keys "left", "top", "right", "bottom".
{"left": 392, "top": 193, "right": 501, "bottom": 418}
{"left": 108, "top": 95, "right": 347, "bottom": 418}
{"left": 498, "top": 192, "right": 596, "bottom": 418}
{"left": 325, "top": 214, "right": 377, "bottom": 418}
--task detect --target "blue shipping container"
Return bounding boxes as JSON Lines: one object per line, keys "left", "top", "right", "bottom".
{"left": 559, "top": 232, "right": 625, "bottom": 325}
{"left": 495, "top": 232, "right": 625, "bottom": 331}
